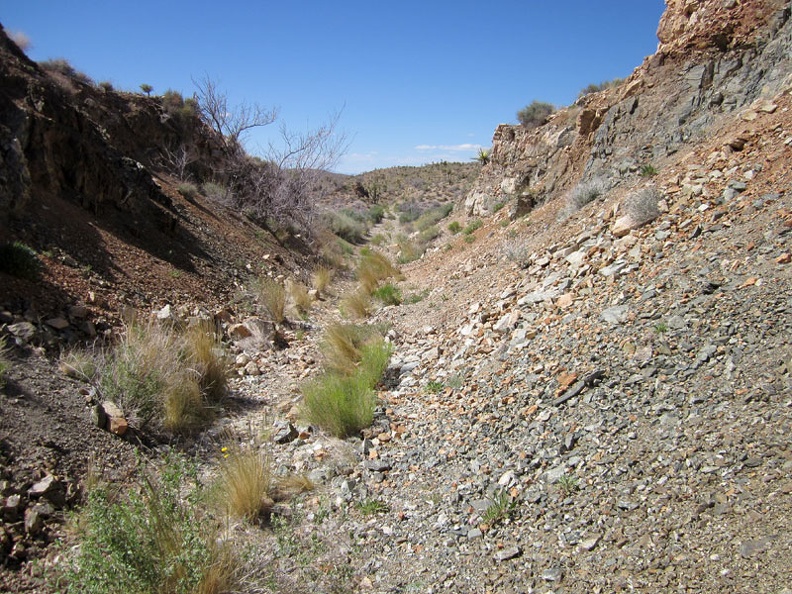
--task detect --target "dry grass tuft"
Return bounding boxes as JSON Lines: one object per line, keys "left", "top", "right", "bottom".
{"left": 213, "top": 441, "right": 274, "bottom": 523}
{"left": 312, "top": 266, "right": 333, "bottom": 295}
{"left": 288, "top": 280, "right": 313, "bottom": 316}
{"left": 340, "top": 289, "right": 372, "bottom": 320}
{"left": 357, "top": 249, "right": 400, "bottom": 294}
{"left": 255, "top": 276, "right": 287, "bottom": 324}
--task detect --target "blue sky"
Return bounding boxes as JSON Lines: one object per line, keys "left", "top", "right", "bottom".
{"left": 3, "top": 1, "right": 665, "bottom": 174}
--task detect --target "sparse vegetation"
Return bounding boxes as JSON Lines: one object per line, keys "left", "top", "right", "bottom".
{"left": 654, "top": 321, "right": 669, "bottom": 334}
{"left": 323, "top": 210, "right": 368, "bottom": 244}
{"left": 211, "top": 440, "right": 273, "bottom": 523}
{"left": 66, "top": 455, "right": 239, "bottom": 594}
{"left": 256, "top": 277, "right": 287, "bottom": 324}
{"left": 463, "top": 220, "right": 483, "bottom": 235}
{"left": 557, "top": 474, "right": 580, "bottom": 496}
{"left": 301, "top": 334, "right": 391, "bottom": 437}
{"left": 340, "top": 289, "right": 372, "bottom": 320}
{"left": 625, "top": 186, "right": 662, "bottom": 224}
{"left": 357, "top": 499, "right": 390, "bottom": 515}
{"left": 139, "top": 83, "right": 153, "bottom": 96}
{"left": 0, "top": 336, "right": 9, "bottom": 386}
{"left": 474, "top": 147, "right": 491, "bottom": 165}
{"left": 566, "top": 177, "right": 610, "bottom": 212}
{"left": 0, "top": 241, "right": 41, "bottom": 280}
{"left": 59, "top": 349, "right": 98, "bottom": 382}
{"left": 425, "top": 380, "right": 443, "bottom": 394}
{"left": 448, "top": 221, "right": 462, "bottom": 234}
{"left": 39, "top": 58, "right": 93, "bottom": 85}
{"left": 177, "top": 182, "right": 199, "bottom": 199}
{"left": 517, "top": 100, "right": 555, "bottom": 129}
{"left": 372, "top": 283, "right": 402, "bottom": 306}
{"left": 481, "top": 488, "right": 516, "bottom": 527}
{"left": 312, "top": 266, "right": 333, "bottom": 295}
{"left": 640, "top": 164, "right": 658, "bottom": 177}
{"left": 288, "top": 280, "right": 313, "bottom": 316}
{"left": 578, "top": 77, "right": 625, "bottom": 98}
{"left": 357, "top": 250, "right": 400, "bottom": 294}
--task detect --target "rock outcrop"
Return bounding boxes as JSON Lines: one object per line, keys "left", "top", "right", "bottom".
{"left": 467, "top": 0, "right": 792, "bottom": 217}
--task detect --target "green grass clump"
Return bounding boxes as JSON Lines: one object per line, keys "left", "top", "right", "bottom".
{"left": 481, "top": 488, "right": 516, "bottom": 527}
{"left": 414, "top": 203, "right": 453, "bottom": 232}
{"left": 463, "top": 220, "right": 483, "bottom": 235}
{"left": 323, "top": 210, "right": 368, "bottom": 244}
{"left": 302, "top": 332, "right": 391, "bottom": 438}
{"left": 448, "top": 221, "right": 462, "bottom": 234}
{"left": 357, "top": 499, "right": 390, "bottom": 515}
{"left": 640, "top": 164, "right": 658, "bottom": 177}
{"left": 372, "top": 283, "right": 402, "bottom": 306}
{"left": 0, "top": 241, "right": 41, "bottom": 281}
{"left": 99, "top": 320, "right": 228, "bottom": 434}
{"left": 66, "top": 456, "right": 238, "bottom": 594}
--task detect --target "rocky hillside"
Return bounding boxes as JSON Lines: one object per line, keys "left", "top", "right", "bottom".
{"left": 1, "top": 1, "right": 792, "bottom": 592}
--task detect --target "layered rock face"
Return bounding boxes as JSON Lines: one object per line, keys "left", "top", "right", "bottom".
{"left": 467, "top": 0, "right": 792, "bottom": 216}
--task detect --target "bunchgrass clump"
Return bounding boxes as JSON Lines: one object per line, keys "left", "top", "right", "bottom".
{"left": 396, "top": 236, "right": 423, "bottom": 264}
{"left": 625, "top": 186, "right": 662, "bottom": 225}
{"left": 481, "top": 488, "right": 516, "bottom": 527}
{"left": 640, "top": 164, "right": 658, "bottom": 177}
{"left": 357, "top": 250, "right": 400, "bottom": 294}
{"left": 0, "top": 336, "right": 9, "bottom": 386}
{"left": 99, "top": 320, "right": 228, "bottom": 434}
{"left": 212, "top": 441, "right": 273, "bottom": 523}
{"left": 312, "top": 266, "right": 333, "bottom": 295}
{"left": 0, "top": 241, "right": 41, "bottom": 281}
{"left": 448, "top": 221, "right": 462, "bottom": 234}
{"left": 288, "top": 281, "right": 313, "bottom": 316}
{"left": 59, "top": 349, "right": 98, "bottom": 382}
{"left": 463, "top": 220, "right": 483, "bottom": 235}
{"left": 567, "top": 177, "right": 610, "bottom": 212}
{"left": 66, "top": 455, "right": 238, "bottom": 594}
{"left": 255, "top": 277, "right": 287, "bottom": 324}
{"left": 340, "top": 289, "right": 372, "bottom": 320}
{"left": 372, "top": 283, "right": 402, "bottom": 306}
{"left": 178, "top": 182, "right": 199, "bottom": 199}
{"left": 320, "top": 324, "right": 380, "bottom": 376}
{"left": 301, "top": 332, "right": 391, "bottom": 438}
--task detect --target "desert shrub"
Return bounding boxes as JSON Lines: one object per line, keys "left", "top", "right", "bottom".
{"left": 0, "top": 241, "right": 41, "bottom": 280}
{"left": 301, "top": 335, "right": 391, "bottom": 437}
{"left": 397, "top": 202, "right": 423, "bottom": 224}
{"left": 517, "top": 100, "right": 555, "bottom": 128}
{"left": 66, "top": 456, "right": 238, "bottom": 594}
{"left": 417, "top": 225, "right": 441, "bottom": 245}
{"left": 463, "top": 219, "right": 483, "bottom": 235}
{"left": 448, "top": 221, "right": 462, "bottom": 234}
{"left": 396, "top": 236, "right": 423, "bottom": 264}
{"left": 357, "top": 250, "right": 400, "bottom": 294}
{"left": 578, "top": 77, "right": 625, "bottom": 98}
{"left": 367, "top": 204, "right": 385, "bottom": 224}
{"left": 323, "top": 210, "right": 367, "bottom": 244}
{"left": 201, "top": 181, "right": 229, "bottom": 203}
{"left": 625, "top": 187, "right": 662, "bottom": 224}
{"left": 178, "top": 182, "right": 199, "bottom": 199}
{"left": 98, "top": 81, "right": 114, "bottom": 93}
{"left": 39, "top": 58, "right": 93, "bottom": 85}
{"left": 255, "top": 277, "right": 287, "bottom": 324}
{"left": 415, "top": 203, "right": 453, "bottom": 232}
{"left": 567, "top": 177, "right": 610, "bottom": 212}
{"left": 372, "top": 283, "right": 402, "bottom": 306}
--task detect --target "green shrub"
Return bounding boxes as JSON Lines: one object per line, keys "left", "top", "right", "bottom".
{"left": 473, "top": 148, "right": 490, "bottom": 165}
{"left": 578, "top": 77, "right": 625, "bottom": 98}
{"left": 463, "top": 220, "right": 483, "bottom": 235}
{"left": 517, "top": 100, "right": 555, "bottom": 128}
{"left": 178, "top": 182, "right": 199, "bottom": 199}
{"left": 67, "top": 456, "right": 238, "bottom": 594}
{"left": 415, "top": 203, "right": 453, "bottom": 231}
{"left": 417, "top": 225, "right": 440, "bottom": 244}
{"left": 396, "top": 236, "right": 423, "bottom": 264}
{"left": 448, "top": 221, "right": 462, "bottom": 234}
{"left": 372, "top": 283, "right": 402, "bottom": 306}
{"left": 397, "top": 202, "right": 423, "bottom": 224}
{"left": 323, "top": 210, "right": 368, "bottom": 244}
{"left": 0, "top": 241, "right": 41, "bottom": 280}
{"left": 367, "top": 204, "right": 385, "bottom": 224}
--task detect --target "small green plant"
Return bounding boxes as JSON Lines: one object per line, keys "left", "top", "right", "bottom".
{"left": 139, "top": 83, "right": 153, "bottom": 96}
{"left": 473, "top": 148, "right": 491, "bottom": 165}
{"left": 0, "top": 241, "right": 41, "bottom": 281}
{"left": 372, "top": 283, "right": 402, "bottom": 306}
{"left": 482, "top": 489, "right": 516, "bottom": 527}
{"left": 463, "top": 220, "right": 483, "bottom": 235}
{"left": 464, "top": 234, "right": 476, "bottom": 244}
{"left": 255, "top": 277, "right": 287, "bottom": 324}
{"left": 67, "top": 455, "right": 238, "bottom": 593}
{"left": 448, "top": 221, "right": 462, "bottom": 234}
{"left": 640, "top": 164, "right": 658, "bottom": 177}
{"left": 447, "top": 374, "right": 464, "bottom": 390}
{"left": 653, "top": 321, "right": 669, "bottom": 334}
{"left": 492, "top": 201, "right": 506, "bottom": 213}
{"left": 367, "top": 204, "right": 386, "bottom": 224}
{"left": 425, "top": 380, "right": 444, "bottom": 394}
{"left": 405, "top": 289, "right": 430, "bottom": 304}
{"left": 557, "top": 474, "right": 580, "bottom": 496}
{"left": 357, "top": 499, "right": 390, "bottom": 515}
{"left": 517, "top": 100, "right": 555, "bottom": 128}
{"left": 177, "top": 182, "right": 198, "bottom": 199}
{"left": 301, "top": 334, "right": 391, "bottom": 437}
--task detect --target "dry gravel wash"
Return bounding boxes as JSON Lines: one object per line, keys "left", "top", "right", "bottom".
{"left": 230, "top": 160, "right": 792, "bottom": 592}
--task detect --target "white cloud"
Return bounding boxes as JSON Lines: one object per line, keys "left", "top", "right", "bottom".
{"left": 415, "top": 143, "right": 482, "bottom": 151}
